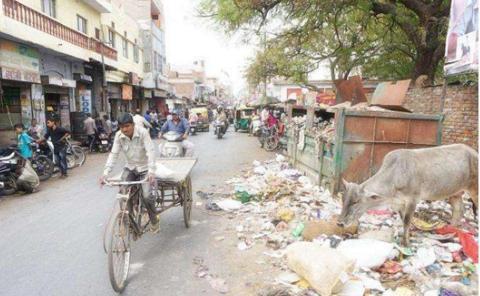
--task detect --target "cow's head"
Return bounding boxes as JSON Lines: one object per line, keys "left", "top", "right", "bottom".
{"left": 337, "top": 179, "right": 383, "bottom": 227}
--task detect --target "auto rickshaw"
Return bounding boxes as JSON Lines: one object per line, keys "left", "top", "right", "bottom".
{"left": 190, "top": 106, "right": 210, "bottom": 132}
{"left": 234, "top": 106, "right": 254, "bottom": 132}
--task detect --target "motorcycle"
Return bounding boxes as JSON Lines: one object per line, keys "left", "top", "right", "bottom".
{"left": 214, "top": 120, "right": 227, "bottom": 139}
{"left": 30, "top": 142, "right": 54, "bottom": 181}
{"left": 189, "top": 121, "right": 197, "bottom": 136}
{"left": 0, "top": 149, "right": 39, "bottom": 195}
{"left": 92, "top": 132, "right": 111, "bottom": 153}
{"left": 159, "top": 131, "right": 185, "bottom": 158}
{"left": 38, "top": 140, "right": 77, "bottom": 170}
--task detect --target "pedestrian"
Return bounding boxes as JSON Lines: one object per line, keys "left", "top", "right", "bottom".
{"left": 151, "top": 109, "right": 159, "bottom": 124}
{"left": 42, "top": 118, "right": 70, "bottom": 179}
{"left": 133, "top": 109, "right": 152, "bottom": 129}
{"left": 14, "top": 123, "right": 33, "bottom": 160}
{"left": 83, "top": 113, "right": 96, "bottom": 152}
{"left": 103, "top": 115, "right": 113, "bottom": 138}
{"left": 28, "top": 119, "right": 43, "bottom": 140}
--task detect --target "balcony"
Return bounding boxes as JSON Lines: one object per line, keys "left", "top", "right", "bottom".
{"left": 2, "top": 0, "right": 117, "bottom": 60}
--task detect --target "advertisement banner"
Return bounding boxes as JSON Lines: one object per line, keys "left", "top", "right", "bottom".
{"left": 444, "top": 0, "right": 479, "bottom": 75}
{"left": 31, "top": 84, "right": 46, "bottom": 130}
{"left": 0, "top": 39, "right": 40, "bottom": 83}
{"left": 79, "top": 88, "right": 92, "bottom": 114}
{"left": 20, "top": 89, "right": 32, "bottom": 127}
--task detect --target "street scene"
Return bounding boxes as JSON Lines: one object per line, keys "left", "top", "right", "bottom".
{"left": 0, "top": 0, "right": 479, "bottom": 296}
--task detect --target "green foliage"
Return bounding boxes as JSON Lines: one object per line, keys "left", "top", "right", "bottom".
{"left": 198, "top": 0, "right": 451, "bottom": 86}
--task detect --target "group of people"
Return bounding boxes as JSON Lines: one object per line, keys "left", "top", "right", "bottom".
{"left": 14, "top": 117, "right": 71, "bottom": 180}
{"left": 259, "top": 107, "right": 286, "bottom": 135}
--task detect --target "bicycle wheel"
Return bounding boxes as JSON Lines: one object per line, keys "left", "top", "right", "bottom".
{"left": 182, "top": 176, "right": 192, "bottom": 228}
{"left": 72, "top": 145, "right": 86, "bottom": 166}
{"left": 32, "top": 155, "right": 54, "bottom": 181}
{"left": 108, "top": 211, "right": 131, "bottom": 293}
{"left": 265, "top": 136, "right": 279, "bottom": 151}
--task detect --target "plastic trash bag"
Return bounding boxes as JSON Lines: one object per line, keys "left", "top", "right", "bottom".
{"left": 337, "top": 239, "right": 394, "bottom": 269}
{"left": 286, "top": 242, "right": 354, "bottom": 296}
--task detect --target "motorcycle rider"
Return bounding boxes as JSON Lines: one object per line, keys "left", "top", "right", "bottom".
{"left": 215, "top": 106, "right": 228, "bottom": 134}
{"left": 100, "top": 113, "right": 159, "bottom": 231}
{"left": 160, "top": 110, "right": 194, "bottom": 156}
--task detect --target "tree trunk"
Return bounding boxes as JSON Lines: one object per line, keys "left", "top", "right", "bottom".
{"left": 411, "top": 45, "right": 444, "bottom": 85}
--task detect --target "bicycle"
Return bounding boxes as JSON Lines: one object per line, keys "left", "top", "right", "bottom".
{"left": 102, "top": 158, "right": 196, "bottom": 292}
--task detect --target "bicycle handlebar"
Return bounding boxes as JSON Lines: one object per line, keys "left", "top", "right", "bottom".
{"left": 103, "top": 178, "right": 149, "bottom": 187}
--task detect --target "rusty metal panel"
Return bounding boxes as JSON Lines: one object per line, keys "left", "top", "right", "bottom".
{"left": 334, "top": 76, "right": 368, "bottom": 105}
{"left": 333, "top": 109, "right": 443, "bottom": 192}
{"left": 370, "top": 79, "right": 412, "bottom": 111}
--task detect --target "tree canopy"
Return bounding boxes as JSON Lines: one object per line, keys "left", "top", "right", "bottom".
{"left": 198, "top": 0, "right": 451, "bottom": 86}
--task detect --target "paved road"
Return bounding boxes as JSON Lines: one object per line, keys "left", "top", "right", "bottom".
{"left": 0, "top": 128, "right": 272, "bottom": 296}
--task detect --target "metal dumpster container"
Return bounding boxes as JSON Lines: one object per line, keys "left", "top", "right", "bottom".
{"left": 287, "top": 109, "right": 443, "bottom": 193}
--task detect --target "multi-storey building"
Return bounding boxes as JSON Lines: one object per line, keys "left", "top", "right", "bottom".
{"left": 122, "top": 0, "right": 168, "bottom": 117}
{"left": 0, "top": 0, "right": 144, "bottom": 142}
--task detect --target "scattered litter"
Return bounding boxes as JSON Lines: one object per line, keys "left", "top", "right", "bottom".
{"left": 338, "top": 239, "right": 394, "bottom": 269}
{"left": 215, "top": 199, "right": 243, "bottom": 212}
{"left": 286, "top": 242, "right": 354, "bottom": 296}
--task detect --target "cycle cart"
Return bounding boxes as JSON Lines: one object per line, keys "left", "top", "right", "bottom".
{"left": 103, "top": 157, "right": 197, "bottom": 293}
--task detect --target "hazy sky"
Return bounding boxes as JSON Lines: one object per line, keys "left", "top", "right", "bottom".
{"left": 163, "top": 0, "right": 254, "bottom": 95}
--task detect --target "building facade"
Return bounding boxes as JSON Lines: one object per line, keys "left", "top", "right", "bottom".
{"left": 0, "top": 0, "right": 146, "bottom": 143}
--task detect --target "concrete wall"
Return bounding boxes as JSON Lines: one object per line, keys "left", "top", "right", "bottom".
{"left": 404, "top": 85, "right": 478, "bottom": 150}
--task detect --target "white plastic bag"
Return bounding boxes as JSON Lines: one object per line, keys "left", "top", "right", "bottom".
{"left": 337, "top": 239, "right": 394, "bottom": 269}
{"left": 286, "top": 242, "right": 355, "bottom": 296}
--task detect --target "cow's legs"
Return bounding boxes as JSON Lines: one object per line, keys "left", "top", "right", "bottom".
{"left": 449, "top": 193, "right": 464, "bottom": 226}
{"left": 401, "top": 201, "right": 416, "bottom": 246}
{"left": 468, "top": 185, "right": 478, "bottom": 217}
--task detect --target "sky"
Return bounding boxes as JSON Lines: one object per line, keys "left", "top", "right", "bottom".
{"left": 163, "top": 0, "right": 255, "bottom": 96}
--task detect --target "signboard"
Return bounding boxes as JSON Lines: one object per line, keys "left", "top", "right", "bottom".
{"left": 20, "top": 89, "right": 32, "bottom": 127}
{"left": 79, "top": 88, "right": 92, "bottom": 114}
{"left": 122, "top": 84, "right": 133, "bottom": 100}
{"left": 31, "top": 84, "right": 45, "bottom": 130}
{"left": 445, "top": 0, "right": 479, "bottom": 75}
{"left": 0, "top": 39, "right": 40, "bottom": 83}
{"left": 59, "top": 96, "right": 70, "bottom": 128}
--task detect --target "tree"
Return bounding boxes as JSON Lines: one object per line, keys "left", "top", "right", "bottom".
{"left": 198, "top": 0, "right": 451, "bottom": 84}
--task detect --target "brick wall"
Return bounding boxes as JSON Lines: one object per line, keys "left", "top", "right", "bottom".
{"left": 404, "top": 85, "right": 478, "bottom": 150}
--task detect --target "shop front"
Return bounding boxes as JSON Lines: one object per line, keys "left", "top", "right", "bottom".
{"left": 0, "top": 39, "right": 41, "bottom": 144}
{"left": 108, "top": 83, "right": 133, "bottom": 120}
{"left": 41, "top": 76, "right": 76, "bottom": 129}
{"left": 151, "top": 89, "right": 168, "bottom": 118}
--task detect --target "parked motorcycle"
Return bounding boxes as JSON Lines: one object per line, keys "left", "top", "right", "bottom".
{"left": 250, "top": 118, "right": 262, "bottom": 136}
{"left": 214, "top": 120, "right": 227, "bottom": 139}
{"left": 38, "top": 140, "right": 76, "bottom": 170}
{"left": 30, "top": 142, "right": 54, "bottom": 181}
{"left": 160, "top": 131, "right": 185, "bottom": 158}
{"left": 0, "top": 149, "right": 39, "bottom": 195}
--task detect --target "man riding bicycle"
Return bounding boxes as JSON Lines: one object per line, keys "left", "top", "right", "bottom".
{"left": 100, "top": 113, "right": 159, "bottom": 231}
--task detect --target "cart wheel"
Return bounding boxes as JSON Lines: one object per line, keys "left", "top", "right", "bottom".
{"left": 182, "top": 176, "right": 192, "bottom": 228}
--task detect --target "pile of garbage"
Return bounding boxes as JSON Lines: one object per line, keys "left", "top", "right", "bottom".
{"left": 204, "top": 156, "right": 479, "bottom": 296}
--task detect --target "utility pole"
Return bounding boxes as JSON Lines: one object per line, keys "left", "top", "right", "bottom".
{"left": 100, "top": 28, "right": 109, "bottom": 117}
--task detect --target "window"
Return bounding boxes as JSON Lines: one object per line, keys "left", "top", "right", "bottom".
{"left": 108, "top": 29, "right": 115, "bottom": 48}
{"left": 77, "top": 15, "right": 87, "bottom": 34}
{"left": 95, "top": 28, "right": 100, "bottom": 40}
{"left": 41, "top": 0, "right": 56, "bottom": 18}
{"left": 133, "top": 39, "right": 139, "bottom": 63}
{"left": 122, "top": 38, "right": 128, "bottom": 58}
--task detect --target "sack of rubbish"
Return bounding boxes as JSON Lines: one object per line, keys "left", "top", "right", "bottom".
{"left": 302, "top": 218, "right": 358, "bottom": 241}
{"left": 154, "top": 163, "right": 174, "bottom": 179}
{"left": 337, "top": 239, "right": 394, "bottom": 269}
{"left": 286, "top": 242, "right": 355, "bottom": 296}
